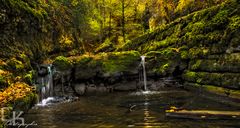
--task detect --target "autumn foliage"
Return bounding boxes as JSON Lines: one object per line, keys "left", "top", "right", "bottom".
{"left": 0, "top": 82, "right": 35, "bottom": 108}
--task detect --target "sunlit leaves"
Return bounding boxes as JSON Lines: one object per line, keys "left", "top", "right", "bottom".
{"left": 0, "top": 82, "right": 35, "bottom": 107}
{"left": 175, "top": 0, "right": 193, "bottom": 13}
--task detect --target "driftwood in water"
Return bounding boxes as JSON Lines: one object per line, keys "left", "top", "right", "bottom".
{"left": 166, "top": 110, "right": 240, "bottom": 120}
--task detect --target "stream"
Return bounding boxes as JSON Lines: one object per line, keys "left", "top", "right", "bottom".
{"left": 24, "top": 88, "right": 240, "bottom": 128}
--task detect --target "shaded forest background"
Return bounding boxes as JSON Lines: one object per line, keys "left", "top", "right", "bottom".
{"left": 0, "top": 0, "right": 227, "bottom": 62}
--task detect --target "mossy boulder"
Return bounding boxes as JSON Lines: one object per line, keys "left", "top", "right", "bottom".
{"left": 102, "top": 51, "right": 140, "bottom": 74}
{"left": 183, "top": 70, "right": 240, "bottom": 89}
{"left": 189, "top": 59, "right": 240, "bottom": 73}
{"left": 144, "top": 49, "right": 186, "bottom": 76}
{"left": 72, "top": 51, "right": 140, "bottom": 80}
{"left": 53, "top": 51, "right": 141, "bottom": 82}
{"left": 72, "top": 55, "right": 102, "bottom": 80}
{"left": 53, "top": 56, "right": 73, "bottom": 71}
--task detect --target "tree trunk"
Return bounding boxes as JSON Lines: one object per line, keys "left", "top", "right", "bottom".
{"left": 121, "top": 0, "right": 126, "bottom": 44}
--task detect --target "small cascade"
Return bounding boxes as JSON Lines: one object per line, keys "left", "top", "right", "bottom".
{"left": 140, "top": 56, "right": 148, "bottom": 91}
{"left": 47, "top": 65, "right": 54, "bottom": 97}
{"left": 37, "top": 64, "right": 54, "bottom": 106}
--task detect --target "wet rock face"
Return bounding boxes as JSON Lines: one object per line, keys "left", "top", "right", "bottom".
{"left": 51, "top": 51, "right": 185, "bottom": 95}
{"left": 72, "top": 83, "right": 111, "bottom": 95}
{"left": 52, "top": 51, "right": 142, "bottom": 93}
{"left": 37, "top": 65, "right": 50, "bottom": 77}
{"left": 73, "top": 51, "right": 141, "bottom": 81}
{"left": 53, "top": 51, "right": 140, "bottom": 81}
{"left": 113, "top": 81, "right": 138, "bottom": 91}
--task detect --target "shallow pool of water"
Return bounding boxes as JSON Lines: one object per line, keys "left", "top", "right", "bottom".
{"left": 24, "top": 88, "right": 240, "bottom": 128}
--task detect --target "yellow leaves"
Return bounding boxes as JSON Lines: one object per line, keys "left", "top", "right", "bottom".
{"left": 165, "top": 106, "right": 180, "bottom": 113}
{"left": 59, "top": 34, "right": 74, "bottom": 49}
{"left": 170, "top": 106, "right": 177, "bottom": 110}
{"left": 171, "top": 48, "right": 180, "bottom": 53}
{"left": 166, "top": 109, "right": 175, "bottom": 112}
{"left": 71, "top": 0, "right": 79, "bottom": 6}
{"left": 175, "top": 0, "right": 194, "bottom": 12}
{"left": 0, "top": 82, "right": 34, "bottom": 107}
{"left": 0, "top": 59, "right": 7, "bottom": 67}
{"left": 0, "top": 70, "right": 11, "bottom": 76}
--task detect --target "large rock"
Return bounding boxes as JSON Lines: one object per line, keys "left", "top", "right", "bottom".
{"left": 144, "top": 50, "right": 186, "bottom": 76}
{"left": 113, "top": 81, "right": 137, "bottom": 91}
{"left": 52, "top": 51, "right": 141, "bottom": 93}
{"left": 74, "top": 83, "right": 86, "bottom": 95}
{"left": 72, "top": 51, "right": 140, "bottom": 81}
{"left": 183, "top": 70, "right": 240, "bottom": 89}
{"left": 53, "top": 56, "right": 73, "bottom": 71}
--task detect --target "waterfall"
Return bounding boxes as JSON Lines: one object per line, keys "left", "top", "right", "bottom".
{"left": 47, "top": 65, "right": 53, "bottom": 97}
{"left": 37, "top": 64, "right": 54, "bottom": 106}
{"left": 140, "top": 56, "right": 148, "bottom": 91}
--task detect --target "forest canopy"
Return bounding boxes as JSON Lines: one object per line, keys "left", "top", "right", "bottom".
{"left": 0, "top": 0, "right": 228, "bottom": 61}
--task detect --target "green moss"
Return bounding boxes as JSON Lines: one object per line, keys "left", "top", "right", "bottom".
{"left": 53, "top": 56, "right": 73, "bottom": 71}
{"left": 192, "top": 5, "right": 220, "bottom": 22}
{"left": 189, "top": 59, "right": 240, "bottom": 72}
{"left": 72, "top": 51, "right": 141, "bottom": 79}
{"left": 23, "top": 70, "right": 35, "bottom": 85}
{"left": 102, "top": 51, "right": 140, "bottom": 73}
{"left": 188, "top": 47, "right": 209, "bottom": 59}
{"left": 228, "top": 16, "right": 240, "bottom": 31}
{"left": 204, "top": 85, "right": 240, "bottom": 99}
{"left": 191, "top": 21, "right": 207, "bottom": 34}
{"left": 182, "top": 70, "right": 197, "bottom": 82}
{"left": 5, "top": 58, "right": 25, "bottom": 72}
{"left": 95, "top": 38, "right": 114, "bottom": 53}
{"left": 183, "top": 70, "right": 240, "bottom": 89}
{"left": 117, "top": 0, "right": 240, "bottom": 57}
{"left": 7, "top": 0, "right": 47, "bottom": 21}
{"left": 190, "top": 60, "right": 202, "bottom": 70}
{"left": 210, "top": 9, "right": 229, "bottom": 28}
{"left": 12, "top": 92, "right": 37, "bottom": 112}
{"left": 179, "top": 50, "right": 188, "bottom": 59}
{"left": 159, "top": 63, "right": 169, "bottom": 74}
{"left": 74, "top": 56, "right": 94, "bottom": 64}
{"left": 152, "top": 59, "right": 182, "bottom": 76}
{"left": 184, "top": 82, "right": 240, "bottom": 101}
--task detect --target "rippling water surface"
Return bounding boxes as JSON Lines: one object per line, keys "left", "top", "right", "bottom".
{"left": 24, "top": 88, "right": 240, "bottom": 128}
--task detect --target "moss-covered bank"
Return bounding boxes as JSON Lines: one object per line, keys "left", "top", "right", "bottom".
{"left": 114, "top": 0, "right": 240, "bottom": 98}
{"left": 53, "top": 51, "right": 141, "bottom": 82}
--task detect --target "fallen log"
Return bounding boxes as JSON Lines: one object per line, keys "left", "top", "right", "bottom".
{"left": 166, "top": 110, "right": 240, "bottom": 120}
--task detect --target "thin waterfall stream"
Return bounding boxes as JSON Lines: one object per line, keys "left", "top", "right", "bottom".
{"left": 140, "top": 56, "right": 147, "bottom": 91}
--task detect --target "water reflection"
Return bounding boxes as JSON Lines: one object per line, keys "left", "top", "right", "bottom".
{"left": 24, "top": 90, "right": 240, "bottom": 128}
{"left": 139, "top": 96, "right": 163, "bottom": 128}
